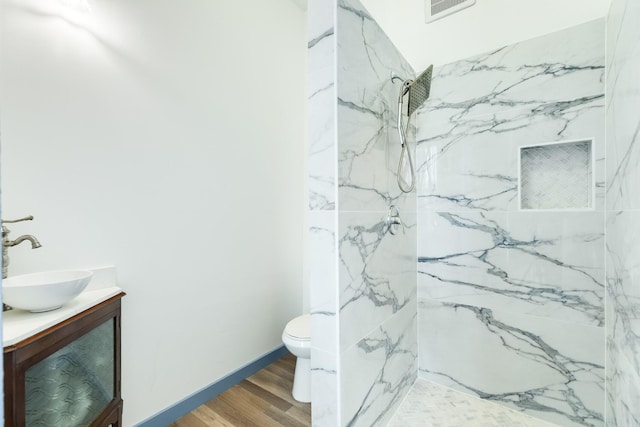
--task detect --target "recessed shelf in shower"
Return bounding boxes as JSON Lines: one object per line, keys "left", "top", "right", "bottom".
{"left": 519, "top": 139, "right": 593, "bottom": 210}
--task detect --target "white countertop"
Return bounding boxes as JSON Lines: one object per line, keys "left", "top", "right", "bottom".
{"left": 3, "top": 266, "right": 123, "bottom": 347}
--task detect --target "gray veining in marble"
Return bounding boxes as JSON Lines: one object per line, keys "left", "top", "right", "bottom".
{"left": 342, "top": 301, "right": 417, "bottom": 427}
{"left": 419, "top": 211, "right": 604, "bottom": 326}
{"left": 307, "top": 1, "right": 340, "bottom": 425}
{"left": 416, "top": 93, "right": 604, "bottom": 213}
{"left": 419, "top": 300, "right": 604, "bottom": 427}
{"left": 339, "top": 211, "right": 416, "bottom": 349}
{"left": 336, "top": 0, "right": 417, "bottom": 425}
{"left": 416, "top": 20, "right": 605, "bottom": 214}
{"left": 307, "top": 0, "right": 336, "bottom": 212}
{"left": 308, "top": 0, "right": 418, "bottom": 424}
{"left": 606, "top": 212, "right": 640, "bottom": 427}
{"left": 606, "top": 0, "right": 640, "bottom": 212}
{"left": 416, "top": 19, "right": 606, "bottom": 427}
{"left": 605, "top": 1, "right": 640, "bottom": 425}
{"left": 308, "top": 2, "right": 640, "bottom": 426}
{"left": 337, "top": 0, "right": 415, "bottom": 214}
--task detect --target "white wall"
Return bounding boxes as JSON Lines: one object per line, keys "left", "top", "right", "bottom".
{"left": 360, "top": 0, "right": 611, "bottom": 70}
{"left": 0, "top": 0, "right": 307, "bottom": 424}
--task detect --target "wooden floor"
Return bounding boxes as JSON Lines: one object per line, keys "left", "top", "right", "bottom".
{"left": 169, "top": 354, "right": 311, "bottom": 427}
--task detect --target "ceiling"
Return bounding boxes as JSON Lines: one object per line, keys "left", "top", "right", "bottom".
{"left": 360, "top": 0, "right": 611, "bottom": 71}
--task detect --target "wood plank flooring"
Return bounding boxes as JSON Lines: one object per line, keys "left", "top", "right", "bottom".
{"left": 169, "top": 354, "right": 311, "bottom": 427}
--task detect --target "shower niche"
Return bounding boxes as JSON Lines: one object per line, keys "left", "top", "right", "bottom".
{"left": 519, "top": 139, "right": 593, "bottom": 210}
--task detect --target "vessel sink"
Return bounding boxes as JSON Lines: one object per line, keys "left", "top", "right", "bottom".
{"left": 3, "top": 270, "right": 93, "bottom": 312}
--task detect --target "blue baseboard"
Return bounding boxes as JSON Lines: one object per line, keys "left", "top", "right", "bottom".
{"left": 135, "top": 345, "right": 289, "bottom": 427}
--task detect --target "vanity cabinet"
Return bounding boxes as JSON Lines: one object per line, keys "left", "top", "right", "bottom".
{"left": 3, "top": 293, "right": 125, "bottom": 427}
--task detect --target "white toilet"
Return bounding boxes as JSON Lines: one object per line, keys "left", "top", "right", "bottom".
{"left": 282, "top": 314, "right": 311, "bottom": 403}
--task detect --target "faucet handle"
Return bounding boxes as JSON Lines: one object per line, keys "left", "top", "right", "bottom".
{"left": 386, "top": 205, "right": 405, "bottom": 235}
{"left": 3, "top": 216, "right": 34, "bottom": 224}
{"left": 2, "top": 216, "right": 35, "bottom": 238}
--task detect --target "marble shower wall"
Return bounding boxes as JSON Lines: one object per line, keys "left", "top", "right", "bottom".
{"left": 307, "top": 0, "right": 339, "bottom": 424}
{"left": 415, "top": 20, "right": 607, "bottom": 427}
{"left": 307, "top": 0, "right": 417, "bottom": 425}
{"left": 337, "top": 1, "right": 417, "bottom": 425}
{"left": 605, "top": 0, "right": 640, "bottom": 425}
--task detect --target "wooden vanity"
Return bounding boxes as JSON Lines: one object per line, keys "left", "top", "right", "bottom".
{"left": 3, "top": 288, "right": 125, "bottom": 426}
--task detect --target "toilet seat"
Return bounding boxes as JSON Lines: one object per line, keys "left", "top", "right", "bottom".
{"left": 284, "top": 314, "right": 311, "bottom": 341}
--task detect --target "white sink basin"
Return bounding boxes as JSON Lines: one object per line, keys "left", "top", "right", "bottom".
{"left": 3, "top": 270, "right": 93, "bottom": 312}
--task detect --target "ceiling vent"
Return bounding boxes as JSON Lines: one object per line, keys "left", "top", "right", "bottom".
{"left": 425, "top": 0, "right": 476, "bottom": 23}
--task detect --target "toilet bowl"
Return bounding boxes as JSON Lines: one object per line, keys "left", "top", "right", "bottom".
{"left": 282, "top": 314, "right": 311, "bottom": 403}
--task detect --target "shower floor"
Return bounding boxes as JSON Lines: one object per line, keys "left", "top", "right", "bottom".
{"left": 387, "top": 379, "right": 558, "bottom": 427}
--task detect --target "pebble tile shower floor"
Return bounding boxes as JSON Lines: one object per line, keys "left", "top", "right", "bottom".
{"left": 388, "top": 379, "right": 558, "bottom": 427}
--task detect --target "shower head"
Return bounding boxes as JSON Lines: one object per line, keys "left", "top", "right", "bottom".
{"left": 391, "top": 65, "right": 432, "bottom": 193}
{"left": 407, "top": 64, "right": 433, "bottom": 116}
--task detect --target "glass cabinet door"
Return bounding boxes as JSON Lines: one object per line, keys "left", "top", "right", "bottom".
{"left": 24, "top": 318, "right": 115, "bottom": 426}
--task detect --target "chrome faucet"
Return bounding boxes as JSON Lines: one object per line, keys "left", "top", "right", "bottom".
{"left": 2, "top": 216, "right": 42, "bottom": 280}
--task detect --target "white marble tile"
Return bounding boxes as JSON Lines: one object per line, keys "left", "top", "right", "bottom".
{"left": 308, "top": 3, "right": 339, "bottom": 423}
{"left": 605, "top": 84, "right": 640, "bottom": 211}
{"left": 308, "top": 0, "right": 336, "bottom": 211}
{"left": 339, "top": 210, "right": 417, "bottom": 349}
{"left": 309, "top": 210, "right": 338, "bottom": 354}
{"left": 337, "top": 0, "right": 416, "bottom": 213}
{"left": 605, "top": 340, "right": 640, "bottom": 427}
{"left": 311, "top": 348, "right": 340, "bottom": 427}
{"left": 605, "top": 2, "right": 640, "bottom": 424}
{"left": 388, "top": 379, "right": 559, "bottom": 427}
{"left": 412, "top": 18, "right": 607, "bottom": 427}
{"left": 416, "top": 18, "right": 605, "bottom": 213}
{"left": 605, "top": 0, "right": 640, "bottom": 211}
{"left": 309, "top": 0, "right": 420, "bottom": 424}
{"left": 606, "top": 211, "right": 640, "bottom": 377}
{"left": 605, "top": 0, "right": 640, "bottom": 96}
{"left": 418, "top": 299, "right": 605, "bottom": 427}
{"left": 309, "top": 212, "right": 337, "bottom": 299}
{"left": 418, "top": 211, "right": 605, "bottom": 327}
{"left": 416, "top": 95, "right": 605, "bottom": 212}
{"left": 422, "top": 19, "right": 604, "bottom": 125}
{"left": 308, "top": 215, "right": 340, "bottom": 425}
{"left": 341, "top": 300, "right": 417, "bottom": 427}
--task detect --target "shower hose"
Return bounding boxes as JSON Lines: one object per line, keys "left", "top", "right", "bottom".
{"left": 396, "top": 79, "right": 416, "bottom": 193}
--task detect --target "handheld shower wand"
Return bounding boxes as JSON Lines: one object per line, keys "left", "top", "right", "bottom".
{"left": 392, "top": 65, "right": 433, "bottom": 193}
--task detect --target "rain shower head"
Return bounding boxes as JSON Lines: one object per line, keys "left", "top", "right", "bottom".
{"left": 392, "top": 64, "right": 434, "bottom": 193}
{"left": 407, "top": 64, "right": 433, "bottom": 116}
